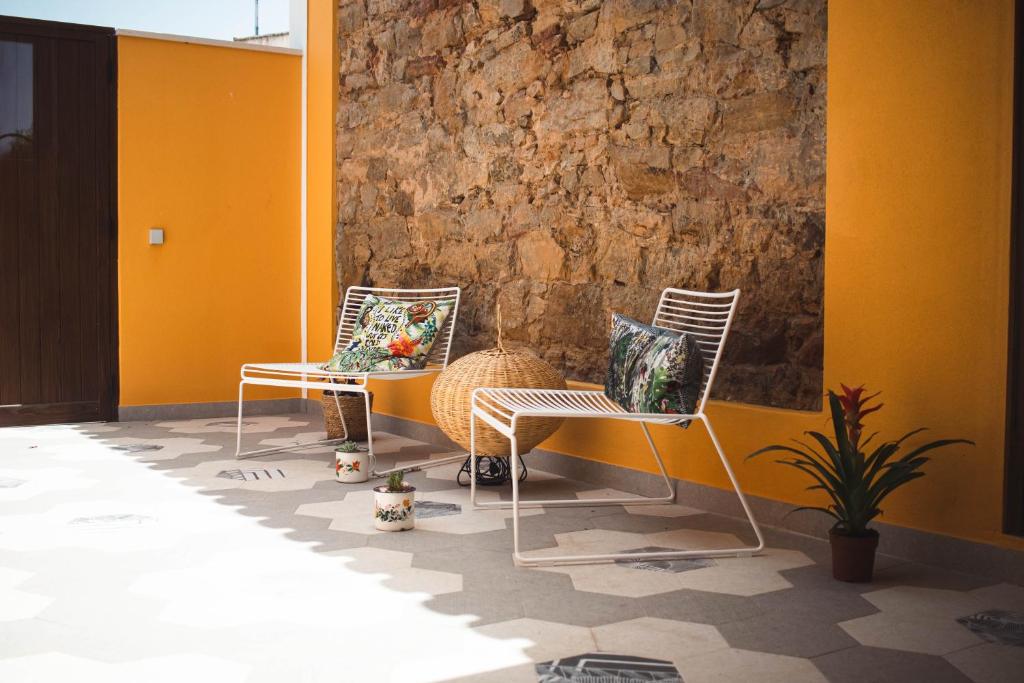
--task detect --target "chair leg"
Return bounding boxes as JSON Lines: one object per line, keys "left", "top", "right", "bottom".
{"left": 371, "top": 400, "right": 467, "bottom": 477}
{"left": 510, "top": 433, "right": 524, "bottom": 566}
{"left": 493, "top": 416, "right": 764, "bottom": 567}
{"left": 472, "top": 421, "right": 675, "bottom": 511}
{"left": 235, "top": 381, "right": 349, "bottom": 460}
{"left": 469, "top": 410, "right": 478, "bottom": 506}
{"left": 363, "top": 390, "right": 378, "bottom": 476}
{"left": 704, "top": 415, "right": 766, "bottom": 554}
{"left": 330, "top": 387, "right": 349, "bottom": 442}
{"left": 641, "top": 422, "right": 677, "bottom": 504}
{"left": 234, "top": 381, "right": 245, "bottom": 458}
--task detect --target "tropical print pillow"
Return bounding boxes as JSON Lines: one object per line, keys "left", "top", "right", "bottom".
{"left": 604, "top": 314, "right": 705, "bottom": 427}
{"left": 324, "top": 295, "right": 454, "bottom": 373}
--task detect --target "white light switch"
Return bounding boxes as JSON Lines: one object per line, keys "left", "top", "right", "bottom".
{"left": 149, "top": 228, "right": 164, "bottom": 245}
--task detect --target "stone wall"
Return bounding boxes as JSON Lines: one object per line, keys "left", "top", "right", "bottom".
{"left": 336, "top": 0, "right": 826, "bottom": 409}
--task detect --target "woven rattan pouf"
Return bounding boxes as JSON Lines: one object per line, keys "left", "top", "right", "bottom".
{"left": 430, "top": 347, "right": 567, "bottom": 458}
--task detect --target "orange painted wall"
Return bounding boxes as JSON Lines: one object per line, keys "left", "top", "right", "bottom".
{"left": 349, "top": 0, "right": 1023, "bottom": 551}
{"left": 118, "top": 35, "right": 302, "bottom": 405}
{"left": 306, "top": 0, "right": 338, "bottom": 365}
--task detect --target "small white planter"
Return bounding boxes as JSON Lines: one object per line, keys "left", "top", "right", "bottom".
{"left": 373, "top": 486, "right": 415, "bottom": 531}
{"left": 335, "top": 447, "right": 369, "bottom": 483}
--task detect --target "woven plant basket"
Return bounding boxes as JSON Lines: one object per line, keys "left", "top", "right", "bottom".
{"left": 322, "top": 391, "right": 373, "bottom": 442}
{"left": 431, "top": 317, "right": 567, "bottom": 456}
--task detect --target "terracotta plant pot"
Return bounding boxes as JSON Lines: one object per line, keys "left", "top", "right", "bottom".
{"left": 829, "top": 528, "right": 879, "bottom": 582}
{"left": 373, "top": 486, "right": 415, "bottom": 531}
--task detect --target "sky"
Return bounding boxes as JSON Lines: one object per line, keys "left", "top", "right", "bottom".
{"left": 0, "top": 0, "right": 290, "bottom": 40}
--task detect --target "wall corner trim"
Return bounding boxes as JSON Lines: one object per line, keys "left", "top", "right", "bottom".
{"left": 116, "top": 29, "right": 303, "bottom": 56}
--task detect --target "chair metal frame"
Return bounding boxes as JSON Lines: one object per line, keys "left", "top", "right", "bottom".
{"left": 236, "top": 286, "right": 462, "bottom": 477}
{"left": 469, "top": 288, "right": 765, "bottom": 567}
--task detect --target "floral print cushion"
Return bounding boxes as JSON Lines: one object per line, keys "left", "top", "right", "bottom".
{"left": 324, "top": 295, "right": 454, "bottom": 373}
{"left": 604, "top": 314, "right": 705, "bottom": 427}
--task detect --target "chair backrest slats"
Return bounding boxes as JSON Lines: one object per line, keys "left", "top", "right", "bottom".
{"left": 335, "top": 286, "right": 462, "bottom": 368}
{"left": 651, "top": 288, "right": 740, "bottom": 411}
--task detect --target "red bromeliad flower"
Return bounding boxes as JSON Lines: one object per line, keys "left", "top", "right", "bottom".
{"left": 838, "top": 384, "right": 883, "bottom": 450}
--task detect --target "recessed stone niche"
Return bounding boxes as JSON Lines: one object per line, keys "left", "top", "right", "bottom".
{"left": 335, "top": 0, "right": 826, "bottom": 410}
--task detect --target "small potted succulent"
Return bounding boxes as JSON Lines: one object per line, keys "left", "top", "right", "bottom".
{"left": 748, "top": 385, "right": 973, "bottom": 582}
{"left": 373, "top": 470, "right": 415, "bottom": 531}
{"left": 335, "top": 440, "right": 368, "bottom": 484}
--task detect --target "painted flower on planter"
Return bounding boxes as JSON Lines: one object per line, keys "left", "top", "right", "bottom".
{"left": 375, "top": 499, "right": 413, "bottom": 523}
{"left": 336, "top": 460, "right": 361, "bottom": 475}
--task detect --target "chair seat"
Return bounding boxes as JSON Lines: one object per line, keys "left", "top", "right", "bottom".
{"left": 241, "top": 362, "right": 440, "bottom": 384}
{"left": 472, "top": 387, "right": 694, "bottom": 437}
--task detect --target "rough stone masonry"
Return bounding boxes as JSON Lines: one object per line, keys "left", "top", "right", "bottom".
{"left": 336, "top": 0, "right": 825, "bottom": 409}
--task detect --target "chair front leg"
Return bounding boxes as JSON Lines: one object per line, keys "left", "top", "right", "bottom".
{"left": 470, "top": 408, "right": 478, "bottom": 507}
{"left": 472, "top": 420, "right": 674, "bottom": 511}
{"left": 702, "top": 415, "right": 765, "bottom": 555}
{"left": 235, "top": 381, "right": 245, "bottom": 458}
{"left": 235, "top": 379, "right": 349, "bottom": 460}
{"left": 363, "top": 389, "right": 376, "bottom": 474}
{"left": 509, "top": 432, "right": 524, "bottom": 566}
{"left": 486, "top": 415, "right": 764, "bottom": 566}
{"left": 329, "top": 381, "right": 349, "bottom": 442}
{"left": 640, "top": 421, "right": 677, "bottom": 504}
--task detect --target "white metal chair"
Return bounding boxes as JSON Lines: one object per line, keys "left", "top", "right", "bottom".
{"left": 469, "top": 288, "right": 765, "bottom": 566}
{"left": 236, "top": 286, "right": 461, "bottom": 477}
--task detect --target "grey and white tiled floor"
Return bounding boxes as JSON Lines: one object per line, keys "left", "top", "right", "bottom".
{"left": 1, "top": 413, "right": 1022, "bottom": 682}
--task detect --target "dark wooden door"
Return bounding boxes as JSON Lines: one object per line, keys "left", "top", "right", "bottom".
{"left": 0, "top": 16, "right": 117, "bottom": 427}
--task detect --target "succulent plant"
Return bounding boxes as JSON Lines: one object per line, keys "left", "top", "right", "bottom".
{"left": 336, "top": 440, "right": 359, "bottom": 453}
{"left": 386, "top": 470, "right": 408, "bottom": 492}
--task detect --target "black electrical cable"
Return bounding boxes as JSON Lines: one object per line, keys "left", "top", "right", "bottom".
{"left": 457, "top": 455, "right": 528, "bottom": 487}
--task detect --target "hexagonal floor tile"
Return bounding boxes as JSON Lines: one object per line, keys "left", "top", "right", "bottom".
{"left": 945, "top": 641, "right": 1024, "bottom": 683}
{"left": 593, "top": 616, "right": 729, "bottom": 665}
{"left": 175, "top": 457, "right": 336, "bottom": 492}
{"left": 108, "top": 437, "right": 224, "bottom": 462}
{"left": 159, "top": 416, "right": 306, "bottom": 435}
{"left": 839, "top": 584, "right": 1024, "bottom": 656}
{"left": 324, "top": 546, "right": 462, "bottom": 596}
{"left": 396, "top": 451, "right": 565, "bottom": 484}
{"left": 0, "top": 567, "right": 53, "bottom": 621}
{"left": 534, "top": 528, "right": 811, "bottom": 597}
{"left": 474, "top": 617, "right": 596, "bottom": 664}
{"left": 0, "top": 652, "right": 250, "bottom": 683}
{"left": 682, "top": 647, "right": 828, "bottom": 683}
{"left": 296, "top": 487, "right": 543, "bottom": 536}
{"left": 0, "top": 467, "right": 97, "bottom": 501}
{"left": 576, "top": 488, "right": 704, "bottom": 517}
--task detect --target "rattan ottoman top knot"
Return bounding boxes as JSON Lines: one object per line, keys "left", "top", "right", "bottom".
{"left": 430, "top": 345, "right": 567, "bottom": 457}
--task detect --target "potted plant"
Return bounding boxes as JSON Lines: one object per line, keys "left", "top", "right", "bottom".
{"left": 373, "top": 470, "right": 415, "bottom": 531}
{"left": 748, "top": 385, "right": 973, "bottom": 582}
{"left": 322, "top": 385, "right": 373, "bottom": 442}
{"left": 335, "top": 440, "right": 368, "bottom": 484}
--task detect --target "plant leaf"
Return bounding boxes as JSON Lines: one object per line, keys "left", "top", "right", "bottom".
{"left": 792, "top": 437, "right": 839, "bottom": 475}
{"left": 778, "top": 460, "right": 848, "bottom": 517}
{"left": 746, "top": 444, "right": 817, "bottom": 461}
{"left": 804, "top": 430, "right": 845, "bottom": 478}
{"left": 784, "top": 505, "right": 842, "bottom": 522}
{"left": 900, "top": 438, "right": 975, "bottom": 462}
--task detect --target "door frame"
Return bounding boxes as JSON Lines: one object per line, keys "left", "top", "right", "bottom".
{"left": 1005, "top": 0, "right": 1024, "bottom": 536}
{"left": 0, "top": 15, "right": 118, "bottom": 425}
